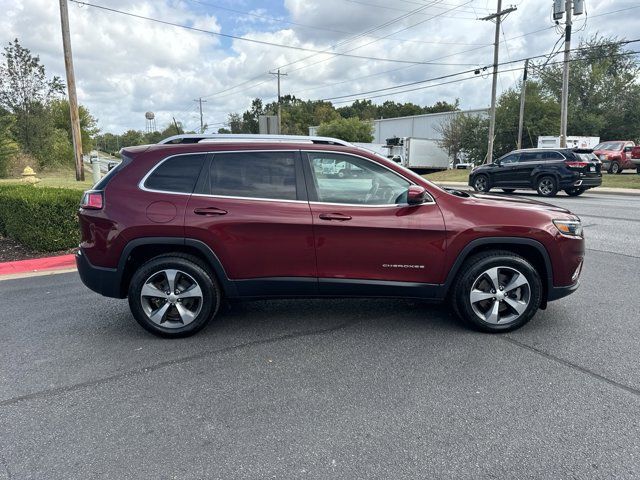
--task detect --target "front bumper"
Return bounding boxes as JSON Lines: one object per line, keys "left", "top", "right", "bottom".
{"left": 76, "top": 249, "right": 125, "bottom": 298}
{"left": 548, "top": 280, "right": 580, "bottom": 301}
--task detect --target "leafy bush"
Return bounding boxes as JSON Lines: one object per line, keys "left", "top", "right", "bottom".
{"left": 0, "top": 184, "right": 81, "bottom": 251}
{"left": 316, "top": 117, "right": 374, "bottom": 142}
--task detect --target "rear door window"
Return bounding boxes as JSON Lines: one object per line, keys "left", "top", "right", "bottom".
{"left": 519, "top": 152, "right": 544, "bottom": 162}
{"left": 542, "top": 151, "right": 565, "bottom": 161}
{"left": 209, "top": 151, "right": 298, "bottom": 201}
{"left": 144, "top": 154, "right": 207, "bottom": 193}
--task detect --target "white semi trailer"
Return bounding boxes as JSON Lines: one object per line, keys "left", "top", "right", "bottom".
{"left": 382, "top": 137, "right": 449, "bottom": 172}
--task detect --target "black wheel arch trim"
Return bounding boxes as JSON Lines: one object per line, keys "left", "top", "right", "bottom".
{"left": 442, "top": 237, "right": 554, "bottom": 300}
{"left": 116, "top": 237, "right": 238, "bottom": 297}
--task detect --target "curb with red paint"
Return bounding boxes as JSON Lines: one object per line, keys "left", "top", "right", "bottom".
{"left": 0, "top": 254, "right": 77, "bottom": 276}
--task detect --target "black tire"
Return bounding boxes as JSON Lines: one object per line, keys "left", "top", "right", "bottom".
{"left": 502, "top": 189, "right": 516, "bottom": 193}
{"left": 536, "top": 175, "right": 558, "bottom": 197}
{"left": 128, "top": 254, "right": 220, "bottom": 338}
{"left": 636, "top": 166, "right": 640, "bottom": 175}
{"left": 472, "top": 174, "right": 491, "bottom": 192}
{"left": 451, "top": 250, "right": 543, "bottom": 333}
{"left": 564, "top": 187, "right": 586, "bottom": 197}
{"left": 609, "top": 161, "right": 621, "bottom": 174}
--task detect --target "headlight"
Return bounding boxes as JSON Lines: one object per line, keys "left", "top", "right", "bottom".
{"left": 553, "top": 219, "right": 583, "bottom": 237}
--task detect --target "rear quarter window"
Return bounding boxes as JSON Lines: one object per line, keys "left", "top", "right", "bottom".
{"left": 144, "top": 154, "right": 206, "bottom": 193}
{"left": 94, "top": 154, "right": 132, "bottom": 190}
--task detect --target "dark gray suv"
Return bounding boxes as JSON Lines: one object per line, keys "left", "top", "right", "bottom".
{"left": 469, "top": 148, "right": 602, "bottom": 197}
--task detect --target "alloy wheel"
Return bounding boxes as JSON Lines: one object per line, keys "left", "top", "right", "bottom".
{"left": 474, "top": 176, "right": 488, "bottom": 191}
{"left": 538, "top": 178, "right": 554, "bottom": 196}
{"left": 140, "top": 269, "right": 204, "bottom": 328}
{"left": 469, "top": 266, "right": 531, "bottom": 325}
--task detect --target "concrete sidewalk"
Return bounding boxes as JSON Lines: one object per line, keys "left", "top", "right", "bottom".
{"left": 433, "top": 181, "right": 640, "bottom": 196}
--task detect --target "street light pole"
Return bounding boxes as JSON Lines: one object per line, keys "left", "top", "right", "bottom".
{"left": 58, "top": 0, "right": 84, "bottom": 181}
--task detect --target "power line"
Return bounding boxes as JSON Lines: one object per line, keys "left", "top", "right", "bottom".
{"left": 68, "top": 0, "right": 456, "bottom": 66}
{"left": 193, "top": 0, "right": 473, "bottom": 102}
{"left": 317, "top": 39, "right": 640, "bottom": 102}
{"left": 186, "top": 0, "right": 489, "bottom": 46}
{"left": 195, "top": 0, "right": 477, "bottom": 103}
{"left": 328, "top": 50, "right": 640, "bottom": 105}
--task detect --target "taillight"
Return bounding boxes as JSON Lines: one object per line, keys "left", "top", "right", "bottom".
{"left": 565, "top": 161, "right": 589, "bottom": 169}
{"left": 81, "top": 191, "right": 103, "bottom": 210}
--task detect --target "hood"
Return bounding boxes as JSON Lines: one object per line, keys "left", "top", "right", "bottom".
{"left": 466, "top": 191, "right": 574, "bottom": 216}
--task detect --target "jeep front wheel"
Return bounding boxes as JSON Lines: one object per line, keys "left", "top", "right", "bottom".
{"left": 452, "top": 250, "right": 543, "bottom": 333}
{"left": 128, "top": 254, "right": 220, "bottom": 338}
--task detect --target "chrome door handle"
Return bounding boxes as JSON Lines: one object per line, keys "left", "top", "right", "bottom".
{"left": 194, "top": 207, "right": 227, "bottom": 216}
{"left": 319, "top": 213, "right": 352, "bottom": 221}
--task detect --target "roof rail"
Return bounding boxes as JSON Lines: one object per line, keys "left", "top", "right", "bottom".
{"left": 158, "top": 133, "right": 353, "bottom": 147}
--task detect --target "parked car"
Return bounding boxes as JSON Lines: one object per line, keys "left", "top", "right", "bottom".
{"left": 630, "top": 146, "right": 640, "bottom": 174}
{"left": 77, "top": 134, "right": 585, "bottom": 338}
{"left": 593, "top": 141, "right": 636, "bottom": 174}
{"left": 468, "top": 148, "right": 602, "bottom": 197}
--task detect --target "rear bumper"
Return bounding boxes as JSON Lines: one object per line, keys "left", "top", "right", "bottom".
{"left": 559, "top": 176, "right": 602, "bottom": 189}
{"left": 76, "top": 249, "right": 125, "bottom": 298}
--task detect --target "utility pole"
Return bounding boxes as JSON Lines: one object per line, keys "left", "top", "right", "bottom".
{"left": 194, "top": 98, "right": 207, "bottom": 133}
{"left": 559, "top": 0, "right": 573, "bottom": 148}
{"left": 517, "top": 58, "right": 529, "bottom": 150}
{"left": 480, "top": 1, "right": 517, "bottom": 164}
{"left": 269, "top": 69, "right": 287, "bottom": 134}
{"left": 58, "top": 0, "right": 84, "bottom": 181}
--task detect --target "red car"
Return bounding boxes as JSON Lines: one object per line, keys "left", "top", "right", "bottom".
{"left": 77, "top": 135, "right": 585, "bottom": 337}
{"left": 593, "top": 141, "right": 636, "bottom": 174}
{"left": 631, "top": 146, "right": 640, "bottom": 174}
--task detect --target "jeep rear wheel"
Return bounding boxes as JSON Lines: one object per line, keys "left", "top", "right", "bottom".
{"left": 128, "top": 254, "right": 220, "bottom": 338}
{"left": 451, "top": 250, "right": 542, "bottom": 333}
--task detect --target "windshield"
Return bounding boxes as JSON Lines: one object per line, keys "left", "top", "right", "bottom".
{"left": 594, "top": 142, "right": 623, "bottom": 151}
{"left": 576, "top": 153, "right": 598, "bottom": 162}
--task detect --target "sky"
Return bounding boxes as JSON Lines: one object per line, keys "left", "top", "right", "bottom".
{"left": 0, "top": 0, "right": 638, "bottom": 134}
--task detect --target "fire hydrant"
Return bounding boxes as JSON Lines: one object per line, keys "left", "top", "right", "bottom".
{"left": 21, "top": 166, "right": 40, "bottom": 184}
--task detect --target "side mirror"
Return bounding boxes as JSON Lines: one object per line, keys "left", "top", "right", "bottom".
{"left": 407, "top": 185, "right": 428, "bottom": 205}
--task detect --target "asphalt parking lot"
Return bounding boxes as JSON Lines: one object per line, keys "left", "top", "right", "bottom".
{"left": 1, "top": 192, "right": 639, "bottom": 479}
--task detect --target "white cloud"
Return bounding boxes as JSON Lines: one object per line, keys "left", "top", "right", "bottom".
{"left": 0, "top": 0, "right": 637, "bottom": 133}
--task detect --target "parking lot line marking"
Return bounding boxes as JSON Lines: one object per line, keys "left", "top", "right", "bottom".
{"left": 501, "top": 336, "right": 640, "bottom": 399}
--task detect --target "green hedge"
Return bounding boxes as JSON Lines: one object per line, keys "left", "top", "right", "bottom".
{"left": 0, "top": 185, "right": 81, "bottom": 252}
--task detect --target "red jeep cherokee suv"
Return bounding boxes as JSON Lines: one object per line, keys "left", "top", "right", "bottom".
{"left": 77, "top": 135, "right": 585, "bottom": 337}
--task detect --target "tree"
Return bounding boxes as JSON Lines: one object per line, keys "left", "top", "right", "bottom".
{"left": 316, "top": 117, "right": 373, "bottom": 142}
{"left": 493, "top": 81, "right": 559, "bottom": 155}
{"left": 49, "top": 99, "right": 98, "bottom": 153}
{"left": 0, "top": 110, "right": 19, "bottom": 177}
{"left": 0, "top": 39, "right": 64, "bottom": 154}
{"left": 535, "top": 35, "right": 640, "bottom": 141}
{"left": 120, "top": 129, "right": 145, "bottom": 148}
{"left": 437, "top": 113, "right": 489, "bottom": 165}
